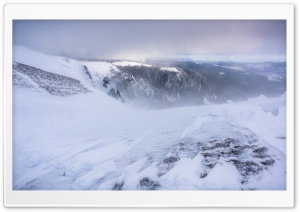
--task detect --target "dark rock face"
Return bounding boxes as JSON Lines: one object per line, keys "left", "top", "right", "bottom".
{"left": 103, "top": 77, "right": 110, "bottom": 88}
{"left": 82, "top": 65, "right": 93, "bottom": 81}
{"left": 81, "top": 65, "right": 95, "bottom": 87}
{"left": 102, "top": 77, "right": 125, "bottom": 103}
{"left": 13, "top": 62, "right": 90, "bottom": 96}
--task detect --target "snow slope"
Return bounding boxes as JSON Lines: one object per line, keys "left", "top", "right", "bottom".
{"left": 13, "top": 87, "right": 286, "bottom": 190}
{"left": 14, "top": 46, "right": 86, "bottom": 83}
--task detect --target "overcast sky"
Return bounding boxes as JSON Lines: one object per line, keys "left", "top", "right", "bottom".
{"left": 13, "top": 20, "right": 286, "bottom": 62}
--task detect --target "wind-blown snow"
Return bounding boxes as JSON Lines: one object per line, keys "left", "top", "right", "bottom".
{"left": 13, "top": 87, "right": 286, "bottom": 190}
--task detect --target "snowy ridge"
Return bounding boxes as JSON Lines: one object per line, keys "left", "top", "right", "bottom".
{"left": 82, "top": 61, "right": 120, "bottom": 78}
{"left": 113, "top": 61, "right": 152, "bottom": 67}
{"left": 160, "top": 67, "right": 180, "bottom": 73}
{"left": 14, "top": 46, "right": 86, "bottom": 81}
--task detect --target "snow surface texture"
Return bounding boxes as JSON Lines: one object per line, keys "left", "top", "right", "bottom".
{"left": 12, "top": 46, "right": 286, "bottom": 190}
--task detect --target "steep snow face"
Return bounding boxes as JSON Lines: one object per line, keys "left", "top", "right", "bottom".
{"left": 13, "top": 86, "right": 286, "bottom": 190}
{"left": 14, "top": 46, "right": 85, "bottom": 82}
{"left": 81, "top": 61, "right": 120, "bottom": 79}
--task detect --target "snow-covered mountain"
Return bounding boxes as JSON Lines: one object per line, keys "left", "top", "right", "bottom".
{"left": 12, "top": 46, "right": 286, "bottom": 190}
{"left": 13, "top": 46, "right": 125, "bottom": 103}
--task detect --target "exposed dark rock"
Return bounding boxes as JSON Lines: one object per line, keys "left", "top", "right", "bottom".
{"left": 229, "top": 159, "right": 262, "bottom": 176}
{"left": 200, "top": 172, "right": 208, "bottom": 178}
{"left": 260, "top": 159, "right": 275, "bottom": 166}
{"left": 213, "top": 141, "right": 230, "bottom": 149}
{"left": 163, "top": 156, "right": 179, "bottom": 164}
{"left": 253, "top": 154, "right": 270, "bottom": 159}
{"left": 139, "top": 177, "right": 160, "bottom": 190}
{"left": 103, "top": 77, "right": 111, "bottom": 88}
{"left": 202, "top": 152, "right": 219, "bottom": 159}
{"left": 112, "top": 181, "right": 124, "bottom": 190}
{"left": 253, "top": 147, "right": 268, "bottom": 154}
{"left": 201, "top": 146, "right": 214, "bottom": 151}
{"left": 82, "top": 65, "right": 93, "bottom": 80}
{"left": 228, "top": 148, "right": 243, "bottom": 156}
{"left": 206, "top": 163, "right": 217, "bottom": 169}
{"left": 224, "top": 138, "right": 237, "bottom": 145}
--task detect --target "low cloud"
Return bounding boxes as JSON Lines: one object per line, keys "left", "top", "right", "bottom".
{"left": 13, "top": 20, "right": 286, "bottom": 61}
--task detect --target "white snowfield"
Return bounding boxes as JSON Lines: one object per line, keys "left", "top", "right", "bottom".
{"left": 113, "top": 61, "right": 152, "bottom": 67}
{"left": 12, "top": 46, "right": 286, "bottom": 190}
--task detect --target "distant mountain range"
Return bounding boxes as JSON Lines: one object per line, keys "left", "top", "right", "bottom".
{"left": 13, "top": 46, "right": 286, "bottom": 108}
